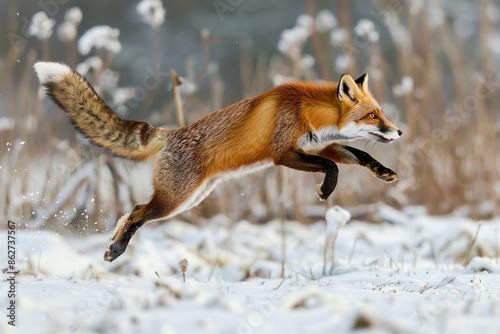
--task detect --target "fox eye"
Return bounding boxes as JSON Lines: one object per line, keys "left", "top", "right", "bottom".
{"left": 368, "top": 113, "right": 376, "bottom": 118}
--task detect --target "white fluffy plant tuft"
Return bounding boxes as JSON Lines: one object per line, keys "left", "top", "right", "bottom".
{"left": 75, "top": 56, "right": 103, "bottom": 76}
{"left": 323, "top": 206, "right": 351, "bottom": 275}
{"left": 57, "top": 22, "right": 77, "bottom": 42}
{"left": 325, "top": 206, "right": 351, "bottom": 237}
{"left": 65, "top": 7, "right": 83, "bottom": 25}
{"left": 57, "top": 7, "right": 83, "bottom": 42}
{"left": 277, "top": 14, "right": 313, "bottom": 59}
{"left": 137, "top": 0, "right": 166, "bottom": 28}
{"left": 78, "top": 26, "right": 122, "bottom": 55}
{"left": 354, "top": 19, "right": 379, "bottom": 43}
{"left": 28, "top": 11, "right": 55, "bottom": 40}
{"left": 315, "top": 10, "right": 337, "bottom": 33}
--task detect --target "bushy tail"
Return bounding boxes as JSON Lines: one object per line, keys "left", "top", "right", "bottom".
{"left": 34, "top": 62, "right": 169, "bottom": 161}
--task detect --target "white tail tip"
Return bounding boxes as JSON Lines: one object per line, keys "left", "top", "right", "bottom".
{"left": 34, "top": 62, "right": 72, "bottom": 84}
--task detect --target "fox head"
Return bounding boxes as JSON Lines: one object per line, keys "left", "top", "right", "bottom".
{"left": 336, "top": 73, "right": 402, "bottom": 143}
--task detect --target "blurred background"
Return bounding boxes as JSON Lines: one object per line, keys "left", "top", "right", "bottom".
{"left": 1, "top": 0, "right": 499, "bottom": 234}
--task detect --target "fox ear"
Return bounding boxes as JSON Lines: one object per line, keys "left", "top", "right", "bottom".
{"left": 355, "top": 73, "right": 369, "bottom": 92}
{"left": 337, "top": 74, "right": 358, "bottom": 102}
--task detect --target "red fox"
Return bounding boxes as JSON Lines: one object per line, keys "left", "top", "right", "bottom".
{"left": 34, "top": 62, "right": 402, "bottom": 262}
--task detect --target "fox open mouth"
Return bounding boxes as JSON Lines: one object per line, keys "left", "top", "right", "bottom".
{"left": 369, "top": 132, "right": 394, "bottom": 143}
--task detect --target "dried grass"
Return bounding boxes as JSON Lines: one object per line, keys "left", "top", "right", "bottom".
{"left": 1, "top": 1, "right": 498, "bottom": 233}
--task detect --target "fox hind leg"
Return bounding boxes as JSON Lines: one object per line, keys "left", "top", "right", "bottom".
{"left": 104, "top": 173, "right": 211, "bottom": 262}
{"left": 108, "top": 204, "right": 146, "bottom": 243}
{"left": 104, "top": 199, "right": 168, "bottom": 262}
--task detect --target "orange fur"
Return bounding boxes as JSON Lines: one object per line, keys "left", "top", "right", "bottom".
{"left": 35, "top": 62, "right": 401, "bottom": 262}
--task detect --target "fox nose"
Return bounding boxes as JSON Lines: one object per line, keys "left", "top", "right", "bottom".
{"left": 397, "top": 129, "right": 403, "bottom": 136}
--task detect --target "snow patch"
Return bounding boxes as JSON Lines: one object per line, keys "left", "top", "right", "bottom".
{"left": 6, "top": 211, "right": 500, "bottom": 333}
{"left": 464, "top": 257, "right": 500, "bottom": 274}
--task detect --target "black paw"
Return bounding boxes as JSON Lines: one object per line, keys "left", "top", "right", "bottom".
{"left": 375, "top": 167, "right": 399, "bottom": 183}
{"left": 103, "top": 241, "right": 127, "bottom": 262}
{"left": 316, "top": 184, "right": 331, "bottom": 201}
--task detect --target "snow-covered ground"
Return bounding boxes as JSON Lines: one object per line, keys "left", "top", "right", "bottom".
{"left": 2, "top": 206, "right": 500, "bottom": 334}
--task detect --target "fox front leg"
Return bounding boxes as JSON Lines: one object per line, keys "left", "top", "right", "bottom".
{"left": 276, "top": 150, "right": 339, "bottom": 201}
{"left": 318, "top": 144, "right": 399, "bottom": 183}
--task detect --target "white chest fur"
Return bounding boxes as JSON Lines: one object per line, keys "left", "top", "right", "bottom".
{"left": 298, "top": 126, "right": 351, "bottom": 151}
